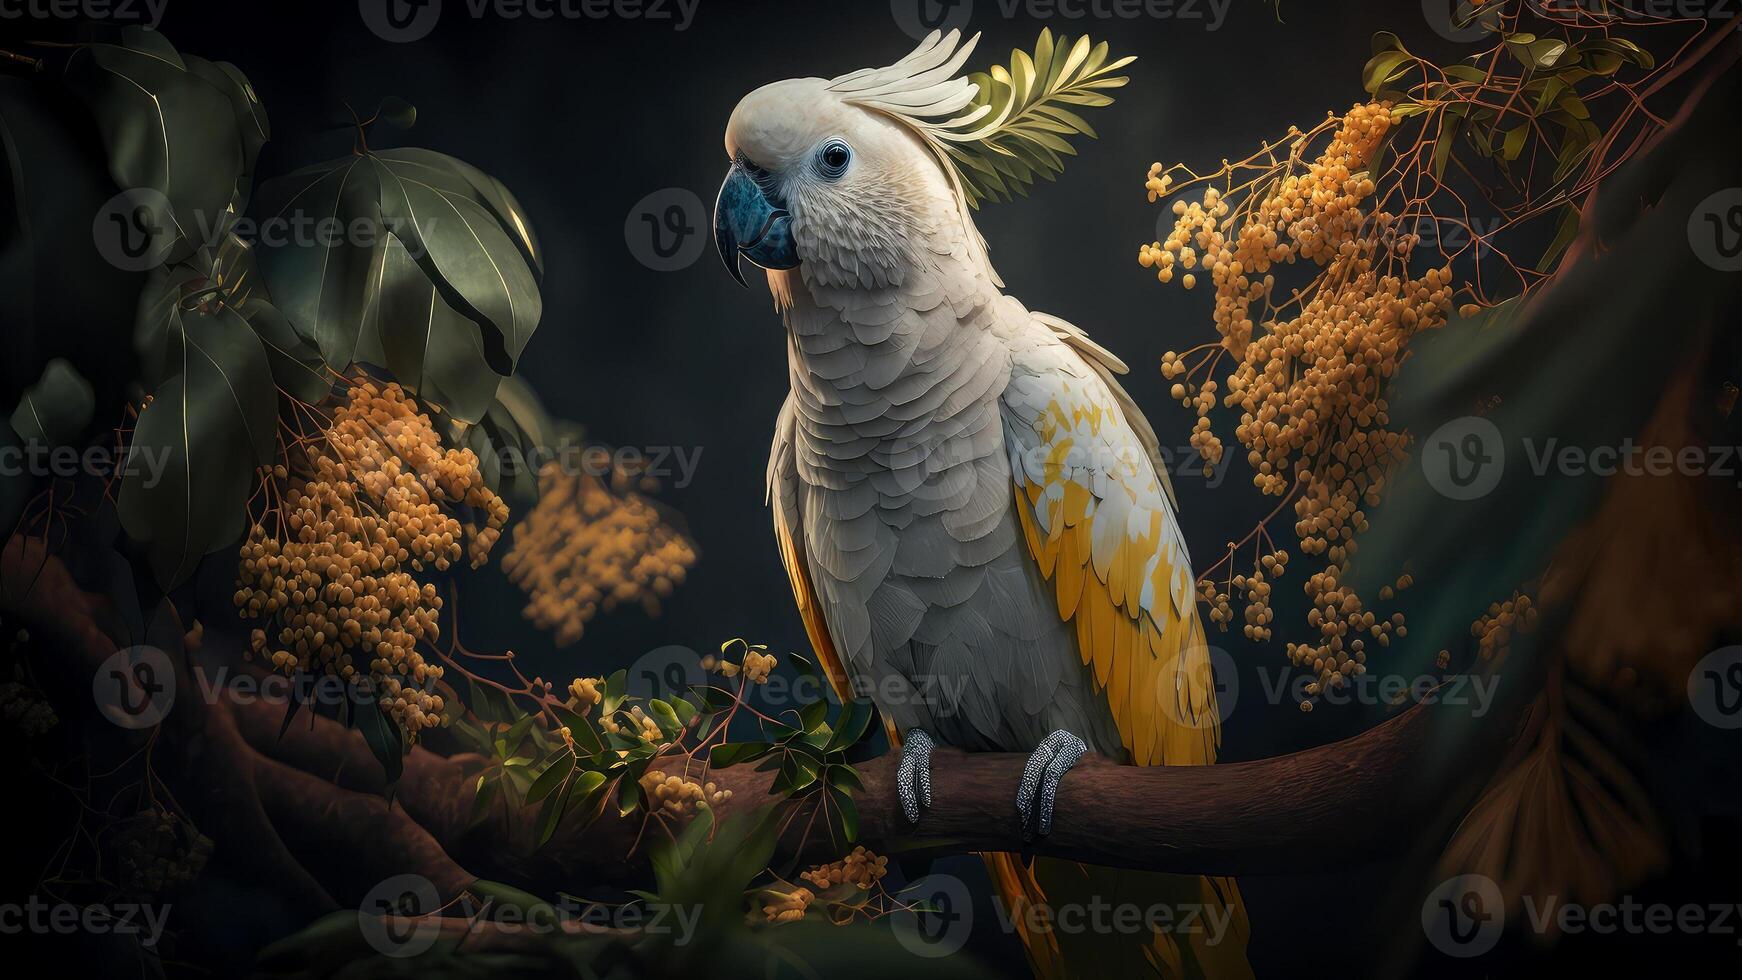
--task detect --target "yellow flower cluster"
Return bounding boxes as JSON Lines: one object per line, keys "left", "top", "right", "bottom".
{"left": 801, "top": 846, "right": 889, "bottom": 891}
{"left": 1145, "top": 104, "right": 1461, "bottom": 694}
{"left": 566, "top": 676, "right": 603, "bottom": 713}
{"left": 704, "top": 644, "right": 778, "bottom": 684}
{"left": 235, "top": 380, "right": 508, "bottom": 740}
{"left": 638, "top": 768, "right": 732, "bottom": 818}
{"left": 501, "top": 465, "right": 696, "bottom": 646}
{"left": 601, "top": 704, "right": 664, "bottom": 743}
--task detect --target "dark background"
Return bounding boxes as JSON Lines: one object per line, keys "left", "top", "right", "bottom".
{"left": 5, "top": 0, "right": 1736, "bottom": 975}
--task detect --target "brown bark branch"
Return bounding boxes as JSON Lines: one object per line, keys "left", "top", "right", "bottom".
{"left": 4, "top": 535, "right": 1522, "bottom": 903}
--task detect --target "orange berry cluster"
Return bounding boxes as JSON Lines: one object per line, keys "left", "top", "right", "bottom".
{"left": 235, "top": 380, "right": 509, "bottom": 741}
{"left": 638, "top": 768, "right": 732, "bottom": 818}
{"left": 501, "top": 464, "right": 696, "bottom": 646}
{"left": 801, "top": 846, "right": 890, "bottom": 891}
{"left": 1145, "top": 104, "right": 1460, "bottom": 695}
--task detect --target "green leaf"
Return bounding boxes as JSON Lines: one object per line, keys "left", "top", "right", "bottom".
{"left": 10, "top": 359, "right": 94, "bottom": 448}
{"left": 355, "top": 701, "right": 405, "bottom": 785}
{"left": 828, "top": 785, "right": 859, "bottom": 842}
{"left": 827, "top": 764, "right": 866, "bottom": 793}
{"left": 119, "top": 303, "right": 277, "bottom": 588}
{"left": 797, "top": 698, "right": 828, "bottom": 735}
{"left": 253, "top": 149, "right": 542, "bottom": 400}
{"left": 53, "top": 33, "right": 243, "bottom": 265}
{"left": 1442, "top": 64, "right": 1488, "bottom": 84}
{"left": 240, "top": 298, "right": 331, "bottom": 405}
{"left": 617, "top": 775, "right": 642, "bottom": 817}
{"left": 647, "top": 698, "right": 683, "bottom": 738}
{"left": 709, "top": 741, "right": 774, "bottom": 768}
{"left": 1362, "top": 50, "right": 1415, "bottom": 95}
{"left": 1433, "top": 115, "right": 1463, "bottom": 181}
{"left": 1370, "top": 31, "right": 1405, "bottom": 55}
{"left": 670, "top": 695, "right": 698, "bottom": 729}
{"left": 374, "top": 96, "right": 418, "bottom": 130}
{"left": 825, "top": 700, "right": 874, "bottom": 753}
{"left": 182, "top": 55, "right": 269, "bottom": 215}
{"left": 469, "top": 775, "right": 501, "bottom": 827}
{"left": 524, "top": 752, "right": 574, "bottom": 805}
{"left": 534, "top": 783, "right": 567, "bottom": 845}
{"left": 1501, "top": 125, "right": 1530, "bottom": 162}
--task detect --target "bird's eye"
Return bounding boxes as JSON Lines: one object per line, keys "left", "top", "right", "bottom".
{"left": 815, "top": 139, "right": 852, "bottom": 180}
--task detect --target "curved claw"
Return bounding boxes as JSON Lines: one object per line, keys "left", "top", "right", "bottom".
{"left": 1017, "top": 730, "right": 1089, "bottom": 841}
{"left": 896, "top": 729, "right": 935, "bottom": 825}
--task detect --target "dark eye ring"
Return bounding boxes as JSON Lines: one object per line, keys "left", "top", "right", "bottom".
{"left": 816, "top": 139, "right": 852, "bottom": 180}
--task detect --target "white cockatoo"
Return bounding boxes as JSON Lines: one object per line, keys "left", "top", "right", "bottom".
{"left": 715, "top": 30, "right": 1250, "bottom": 979}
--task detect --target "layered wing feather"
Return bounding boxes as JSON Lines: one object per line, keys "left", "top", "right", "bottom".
{"left": 1001, "top": 316, "right": 1221, "bottom": 767}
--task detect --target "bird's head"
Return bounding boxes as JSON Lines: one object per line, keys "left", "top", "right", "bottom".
{"left": 714, "top": 29, "right": 1134, "bottom": 293}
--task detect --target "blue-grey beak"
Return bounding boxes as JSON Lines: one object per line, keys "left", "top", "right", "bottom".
{"left": 713, "top": 162, "right": 798, "bottom": 287}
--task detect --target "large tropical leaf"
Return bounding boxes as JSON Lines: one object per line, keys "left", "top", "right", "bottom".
{"left": 48, "top": 27, "right": 244, "bottom": 266}
{"left": 183, "top": 55, "right": 270, "bottom": 216}
{"left": 119, "top": 303, "right": 277, "bottom": 589}
{"left": 135, "top": 233, "right": 330, "bottom": 404}
{"left": 252, "top": 149, "right": 542, "bottom": 419}
{"left": 9, "top": 358, "right": 95, "bottom": 448}
{"left": 250, "top": 157, "right": 386, "bottom": 370}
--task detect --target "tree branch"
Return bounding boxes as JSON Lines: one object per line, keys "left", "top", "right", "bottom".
{"left": 5, "top": 534, "right": 1524, "bottom": 904}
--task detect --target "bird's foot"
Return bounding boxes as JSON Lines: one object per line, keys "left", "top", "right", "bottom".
{"left": 1016, "top": 729, "right": 1088, "bottom": 841}
{"left": 896, "top": 729, "right": 934, "bottom": 824}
